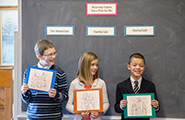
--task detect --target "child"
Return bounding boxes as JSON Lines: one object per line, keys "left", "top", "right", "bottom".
{"left": 21, "top": 39, "right": 68, "bottom": 120}
{"left": 66, "top": 52, "right": 109, "bottom": 120}
{"left": 114, "top": 53, "right": 159, "bottom": 120}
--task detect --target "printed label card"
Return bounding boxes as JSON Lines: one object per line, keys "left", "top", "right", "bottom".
{"left": 86, "top": 26, "right": 116, "bottom": 37}
{"left": 124, "top": 25, "right": 156, "bottom": 36}
{"left": 45, "top": 25, "right": 75, "bottom": 36}
{"left": 86, "top": 2, "right": 117, "bottom": 16}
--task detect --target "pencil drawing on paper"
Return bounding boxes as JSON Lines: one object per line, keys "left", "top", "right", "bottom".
{"left": 81, "top": 93, "right": 95, "bottom": 110}
{"left": 77, "top": 90, "right": 100, "bottom": 111}
{"left": 127, "top": 95, "right": 152, "bottom": 116}
{"left": 28, "top": 68, "right": 53, "bottom": 91}
{"left": 130, "top": 97, "right": 147, "bottom": 115}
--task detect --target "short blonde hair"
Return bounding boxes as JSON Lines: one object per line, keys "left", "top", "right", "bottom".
{"left": 34, "top": 39, "right": 55, "bottom": 58}
{"left": 77, "top": 52, "right": 99, "bottom": 84}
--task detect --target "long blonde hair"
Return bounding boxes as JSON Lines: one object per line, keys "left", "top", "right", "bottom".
{"left": 77, "top": 52, "right": 99, "bottom": 85}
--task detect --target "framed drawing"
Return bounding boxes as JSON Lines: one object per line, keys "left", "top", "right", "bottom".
{"left": 123, "top": 93, "right": 156, "bottom": 118}
{"left": 24, "top": 66, "right": 57, "bottom": 93}
{"left": 73, "top": 88, "right": 103, "bottom": 113}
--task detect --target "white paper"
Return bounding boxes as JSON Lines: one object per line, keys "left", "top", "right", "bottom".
{"left": 127, "top": 95, "right": 152, "bottom": 116}
{"left": 76, "top": 90, "right": 100, "bottom": 111}
{"left": 28, "top": 68, "right": 53, "bottom": 91}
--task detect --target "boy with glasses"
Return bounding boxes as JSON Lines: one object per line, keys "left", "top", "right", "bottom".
{"left": 21, "top": 39, "right": 68, "bottom": 120}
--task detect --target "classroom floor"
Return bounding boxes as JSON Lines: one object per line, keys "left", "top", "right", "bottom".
{"left": 18, "top": 118, "right": 73, "bottom": 120}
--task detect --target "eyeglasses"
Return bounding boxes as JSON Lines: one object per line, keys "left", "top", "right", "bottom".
{"left": 43, "top": 51, "right": 57, "bottom": 57}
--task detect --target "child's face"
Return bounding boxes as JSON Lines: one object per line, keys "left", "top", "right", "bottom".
{"left": 90, "top": 59, "right": 98, "bottom": 76}
{"left": 127, "top": 58, "right": 145, "bottom": 80}
{"left": 41, "top": 47, "right": 57, "bottom": 65}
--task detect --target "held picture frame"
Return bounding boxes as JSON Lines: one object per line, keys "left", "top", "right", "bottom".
{"left": 73, "top": 88, "right": 103, "bottom": 113}
{"left": 24, "top": 66, "right": 57, "bottom": 93}
{"left": 123, "top": 93, "right": 156, "bottom": 119}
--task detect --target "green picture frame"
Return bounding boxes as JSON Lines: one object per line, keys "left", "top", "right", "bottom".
{"left": 123, "top": 93, "right": 156, "bottom": 118}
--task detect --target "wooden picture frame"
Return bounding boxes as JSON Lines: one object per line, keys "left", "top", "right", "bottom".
{"left": 74, "top": 88, "right": 103, "bottom": 113}
{"left": 123, "top": 93, "right": 156, "bottom": 118}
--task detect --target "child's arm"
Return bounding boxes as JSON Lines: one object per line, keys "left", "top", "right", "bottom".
{"left": 52, "top": 70, "right": 68, "bottom": 102}
{"left": 90, "top": 111, "right": 103, "bottom": 119}
{"left": 102, "top": 80, "right": 110, "bottom": 114}
{"left": 21, "top": 70, "right": 32, "bottom": 104}
{"left": 21, "top": 84, "right": 29, "bottom": 94}
{"left": 114, "top": 84, "right": 124, "bottom": 113}
{"left": 81, "top": 111, "right": 90, "bottom": 118}
{"left": 66, "top": 81, "right": 75, "bottom": 113}
{"left": 151, "top": 83, "right": 160, "bottom": 112}
{"left": 120, "top": 100, "right": 128, "bottom": 109}
{"left": 151, "top": 99, "right": 159, "bottom": 111}
{"left": 48, "top": 89, "right": 56, "bottom": 98}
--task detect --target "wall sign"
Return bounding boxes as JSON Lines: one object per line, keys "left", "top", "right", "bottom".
{"left": 86, "top": 26, "right": 116, "bottom": 37}
{"left": 86, "top": 2, "right": 117, "bottom": 16}
{"left": 124, "top": 25, "right": 156, "bottom": 36}
{"left": 45, "top": 25, "right": 75, "bottom": 36}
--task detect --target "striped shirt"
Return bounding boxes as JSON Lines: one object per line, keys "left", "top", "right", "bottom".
{"left": 22, "top": 65, "right": 68, "bottom": 120}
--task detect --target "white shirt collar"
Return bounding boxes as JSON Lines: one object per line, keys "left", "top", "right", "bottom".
{"left": 130, "top": 76, "right": 142, "bottom": 89}
{"left": 37, "top": 61, "right": 51, "bottom": 69}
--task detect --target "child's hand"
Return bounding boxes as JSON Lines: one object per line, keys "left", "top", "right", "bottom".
{"left": 21, "top": 84, "right": 29, "bottom": 94}
{"left": 151, "top": 99, "right": 159, "bottom": 108}
{"left": 48, "top": 89, "right": 56, "bottom": 98}
{"left": 90, "top": 111, "right": 103, "bottom": 119}
{"left": 120, "top": 100, "right": 127, "bottom": 109}
{"left": 81, "top": 111, "right": 90, "bottom": 118}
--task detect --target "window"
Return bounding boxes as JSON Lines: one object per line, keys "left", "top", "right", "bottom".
{"left": 0, "top": 0, "right": 17, "bottom": 6}
{"left": 0, "top": 0, "right": 18, "bottom": 65}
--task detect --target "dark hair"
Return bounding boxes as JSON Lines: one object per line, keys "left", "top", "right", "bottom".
{"left": 128, "top": 53, "right": 145, "bottom": 65}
